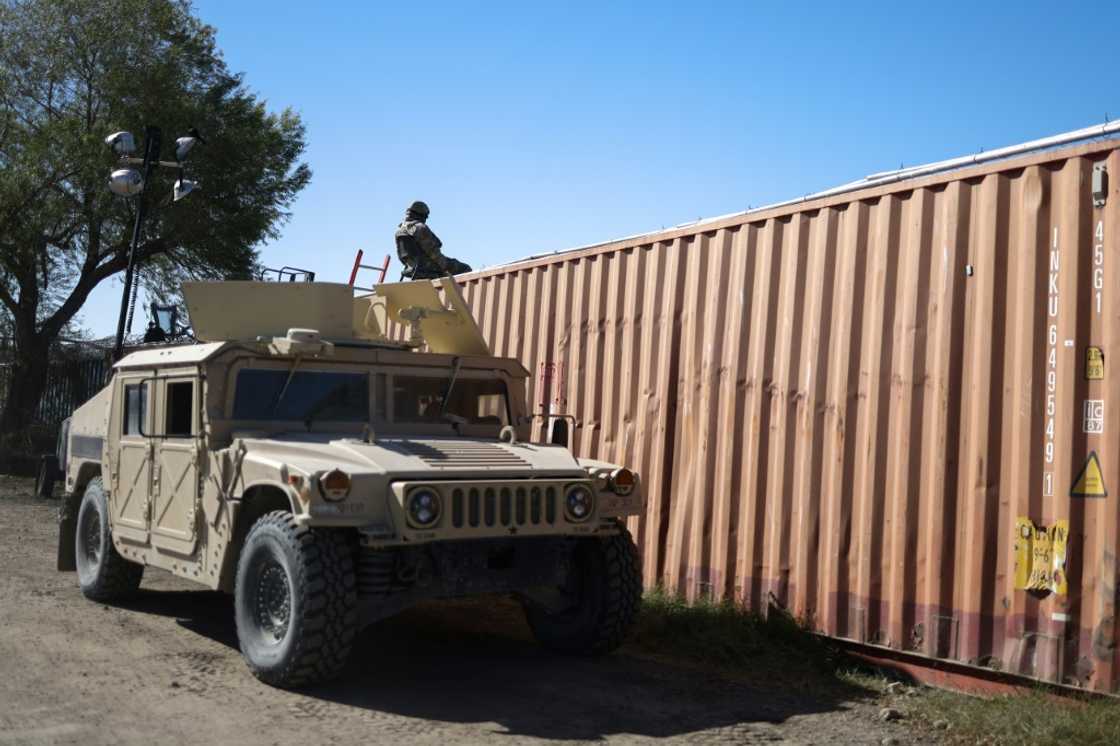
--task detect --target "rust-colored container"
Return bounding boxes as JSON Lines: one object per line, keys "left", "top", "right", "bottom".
{"left": 454, "top": 135, "right": 1120, "bottom": 692}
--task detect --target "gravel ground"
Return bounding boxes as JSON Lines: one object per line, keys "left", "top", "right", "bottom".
{"left": 0, "top": 475, "right": 932, "bottom": 745}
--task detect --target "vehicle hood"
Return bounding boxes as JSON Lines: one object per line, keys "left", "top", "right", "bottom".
{"left": 232, "top": 433, "right": 587, "bottom": 479}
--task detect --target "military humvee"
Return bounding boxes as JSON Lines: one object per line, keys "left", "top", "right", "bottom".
{"left": 57, "top": 278, "right": 643, "bottom": 688}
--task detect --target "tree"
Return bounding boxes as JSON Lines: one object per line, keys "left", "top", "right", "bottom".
{"left": 0, "top": 0, "right": 310, "bottom": 435}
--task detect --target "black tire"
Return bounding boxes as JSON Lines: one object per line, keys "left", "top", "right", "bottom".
{"left": 234, "top": 511, "right": 357, "bottom": 688}
{"left": 524, "top": 524, "right": 642, "bottom": 655}
{"left": 75, "top": 477, "right": 144, "bottom": 601}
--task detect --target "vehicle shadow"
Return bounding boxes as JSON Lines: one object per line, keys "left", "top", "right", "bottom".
{"left": 121, "top": 588, "right": 876, "bottom": 741}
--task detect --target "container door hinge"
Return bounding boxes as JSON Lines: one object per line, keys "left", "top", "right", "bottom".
{"left": 1092, "top": 163, "right": 1108, "bottom": 208}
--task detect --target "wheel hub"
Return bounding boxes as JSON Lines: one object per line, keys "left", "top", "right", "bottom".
{"left": 81, "top": 508, "right": 101, "bottom": 565}
{"left": 254, "top": 562, "right": 291, "bottom": 643}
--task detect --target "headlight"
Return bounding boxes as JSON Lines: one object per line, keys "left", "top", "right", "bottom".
{"left": 319, "top": 469, "right": 351, "bottom": 501}
{"left": 406, "top": 488, "right": 442, "bottom": 528}
{"left": 565, "top": 484, "right": 595, "bottom": 522}
{"left": 608, "top": 467, "right": 635, "bottom": 496}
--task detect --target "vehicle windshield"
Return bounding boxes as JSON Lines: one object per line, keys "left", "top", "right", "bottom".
{"left": 230, "top": 368, "right": 512, "bottom": 435}
{"left": 233, "top": 370, "right": 369, "bottom": 422}
{"left": 389, "top": 375, "right": 510, "bottom": 432}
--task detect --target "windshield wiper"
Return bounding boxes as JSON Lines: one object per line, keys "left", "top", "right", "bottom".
{"left": 438, "top": 357, "right": 462, "bottom": 420}
{"left": 269, "top": 355, "right": 303, "bottom": 417}
{"left": 302, "top": 385, "right": 344, "bottom": 432}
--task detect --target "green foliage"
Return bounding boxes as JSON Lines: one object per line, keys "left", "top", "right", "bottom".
{"left": 634, "top": 591, "right": 1120, "bottom": 744}
{"left": 633, "top": 588, "right": 853, "bottom": 687}
{"left": 907, "top": 687, "right": 1120, "bottom": 745}
{"left": 0, "top": 0, "right": 310, "bottom": 339}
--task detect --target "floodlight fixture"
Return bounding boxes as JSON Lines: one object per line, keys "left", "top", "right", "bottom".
{"left": 105, "top": 131, "right": 137, "bottom": 156}
{"left": 173, "top": 178, "right": 198, "bottom": 202}
{"left": 175, "top": 136, "right": 198, "bottom": 161}
{"left": 108, "top": 168, "right": 144, "bottom": 196}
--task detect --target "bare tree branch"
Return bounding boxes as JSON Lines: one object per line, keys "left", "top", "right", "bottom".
{"left": 0, "top": 282, "right": 16, "bottom": 313}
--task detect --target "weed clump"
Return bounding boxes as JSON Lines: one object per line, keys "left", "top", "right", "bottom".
{"left": 632, "top": 588, "right": 849, "bottom": 685}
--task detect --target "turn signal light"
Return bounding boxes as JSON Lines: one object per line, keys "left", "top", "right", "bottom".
{"left": 609, "top": 468, "right": 636, "bottom": 496}
{"left": 319, "top": 469, "right": 351, "bottom": 501}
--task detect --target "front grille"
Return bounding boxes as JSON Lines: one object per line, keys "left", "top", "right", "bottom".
{"left": 389, "top": 439, "right": 529, "bottom": 469}
{"left": 450, "top": 485, "right": 558, "bottom": 529}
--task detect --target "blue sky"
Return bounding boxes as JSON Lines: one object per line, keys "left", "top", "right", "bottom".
{"left": 81, "top": 0, "right": 1120, "bottom": 335}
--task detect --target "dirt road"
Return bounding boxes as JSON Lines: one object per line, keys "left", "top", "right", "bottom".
{"left": 0, "top": 476, "right": 924, "bottom": 745}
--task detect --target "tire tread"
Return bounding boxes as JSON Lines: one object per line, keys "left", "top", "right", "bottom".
{"left": 588, "top": 525, "right": 642, "bottom": 654}
{"left": 236, "top": 511, "right": 357, "bottom": 688}
{"left": 78, "top": 477, "right": 143, "bottom": 602}
{"left": 525, "top": 523, "right": 642, "bottom": 655}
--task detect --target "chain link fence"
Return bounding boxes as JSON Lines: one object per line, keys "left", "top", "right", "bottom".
{"left": 0, "top": 338, "right": 113, "bottom": 475}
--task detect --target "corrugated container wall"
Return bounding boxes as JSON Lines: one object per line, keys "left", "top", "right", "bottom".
{"left": 454, "top": 138, "right": 1120, "bottom": 692}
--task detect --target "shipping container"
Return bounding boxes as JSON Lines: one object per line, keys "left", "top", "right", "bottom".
{"left": 442, "top": 129, "right": 1120, "bottom": 692}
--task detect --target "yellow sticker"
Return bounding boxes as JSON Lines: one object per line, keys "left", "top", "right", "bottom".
{"left": 1013, "top": 517, "right": 1069, "bottom": 595}
{"left": 1071, "top": 451, "right": 1108, "bottom": 498}
{"left": 1086, "top": 346, "right": 1104, "bottom": 380}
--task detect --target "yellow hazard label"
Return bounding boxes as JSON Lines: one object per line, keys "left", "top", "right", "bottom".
{"left": 1071, "top": 451, "right": 1108, "bottom": 498}
{"left": 1013, "top": 517, "right": 1069, "bottom": 595}
{"left": 1086, "top": 346, "right": 1104, "bottom": 380}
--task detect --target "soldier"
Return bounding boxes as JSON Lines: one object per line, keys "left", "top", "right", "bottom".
{"left": 142, "top": 318, "right": 167, "bottom": 344}
{"left": 394, "top": 200, "right": 472, "bottom": 279}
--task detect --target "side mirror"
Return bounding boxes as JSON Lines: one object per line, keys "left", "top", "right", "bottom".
{"left": 548, "top": 418, "right": 569, "bottom": 448}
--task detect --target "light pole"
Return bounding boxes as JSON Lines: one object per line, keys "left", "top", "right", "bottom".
{"left": 105, "top": 125, "right": 203, "bottom": 360}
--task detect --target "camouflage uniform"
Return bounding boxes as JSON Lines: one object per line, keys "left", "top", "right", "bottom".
{"left": 394, "top": 201, "right": 472, "bottom": 279}
{"left": 395, "top": 217, "right": 447, "bottom": 279}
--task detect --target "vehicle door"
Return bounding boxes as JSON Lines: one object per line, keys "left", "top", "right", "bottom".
{"left": 111, "top": 377, "right": 153, "bottom": 544}
{"left": 151, "top": 377, "right": 201, "bottom": 556}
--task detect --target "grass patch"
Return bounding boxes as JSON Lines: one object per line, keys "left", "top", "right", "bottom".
{"left": 631, "top": 591, "right": 1120, "bottom": 744}
{"left": 630, "top": 588, "right": 853, "bottom": 688}
{"left": 906, "top": 687, "right": 1120, "bottom": 745}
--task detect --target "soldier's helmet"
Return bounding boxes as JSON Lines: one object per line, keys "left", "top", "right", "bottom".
{"left": 407, "top": 200, "right": 430, "bottom": 220}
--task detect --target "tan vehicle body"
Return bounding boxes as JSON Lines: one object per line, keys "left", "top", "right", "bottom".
{"left": 59, "top": 280, "right": 643, "bottom": 595}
